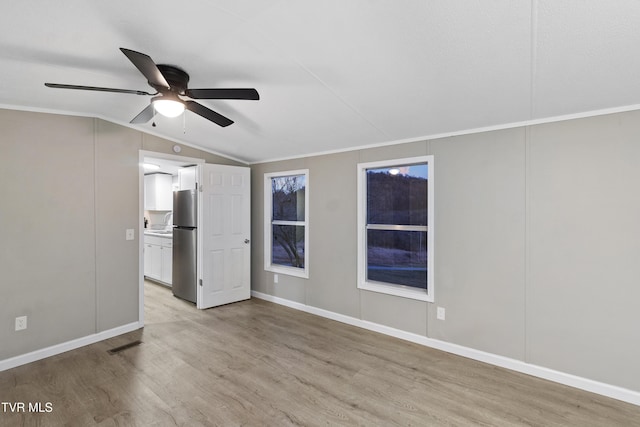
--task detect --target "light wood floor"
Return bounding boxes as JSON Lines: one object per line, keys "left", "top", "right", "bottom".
{"left": 1, "top": 281, "right": 640, "bottom": 426}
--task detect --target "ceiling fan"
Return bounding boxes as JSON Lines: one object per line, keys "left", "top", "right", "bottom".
{"left": 45, "top": 48, "right": 259, "bottom": 127}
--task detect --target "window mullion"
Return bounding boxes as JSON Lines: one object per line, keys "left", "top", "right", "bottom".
{"left": 272, "top": 220, "right": 306, "bottom": 226}
{"left": 366, "top": 224, "right": 427, "bottom": 232}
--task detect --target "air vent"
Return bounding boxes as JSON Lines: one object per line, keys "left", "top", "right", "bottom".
{"left": 107, "top": 340, "right": 142, "bottom": 355}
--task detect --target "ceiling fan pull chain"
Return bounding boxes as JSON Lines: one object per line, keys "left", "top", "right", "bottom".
{"left": 183, "top": 111, "right": 186, "bottom": 134}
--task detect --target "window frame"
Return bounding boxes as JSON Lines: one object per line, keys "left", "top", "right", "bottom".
{"left": 264, "top": 169, "right": 310, "bottom": 279}
{"left": 357, "top": 156, "right": 434, "bottom": 302}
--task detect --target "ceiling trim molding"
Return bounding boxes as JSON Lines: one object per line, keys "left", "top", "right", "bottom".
{"left": 0, "top": 103, "right": 249, "bottom": 165}
{"left": 250, "top": 103, "right": 640, "bottom": 165}
{"left": 5, "top": 101, "right": 640, "bottom": 166}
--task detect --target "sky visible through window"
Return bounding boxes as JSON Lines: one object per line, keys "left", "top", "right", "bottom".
{"left": 368, "top": 164, "right": 428, "bottom": 180}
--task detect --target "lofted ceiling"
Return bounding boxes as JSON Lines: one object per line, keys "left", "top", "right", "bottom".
{"left": 1, "top": 1, "right": 640, "bottom": 164}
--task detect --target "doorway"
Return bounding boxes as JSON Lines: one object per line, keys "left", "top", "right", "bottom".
{"left": 138, "top": 151, "right": 253, "bottom": 323}
{"left": 138, "top": 150, "right": 205, "bottom": 324}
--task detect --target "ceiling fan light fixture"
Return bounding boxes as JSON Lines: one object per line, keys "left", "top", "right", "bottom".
{"left": 152, "top": 95, "right": 185, "bottom": 118}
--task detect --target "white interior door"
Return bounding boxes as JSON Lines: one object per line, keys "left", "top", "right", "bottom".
{"left": 198, "top": 164, "right": 251, "bottom": 309}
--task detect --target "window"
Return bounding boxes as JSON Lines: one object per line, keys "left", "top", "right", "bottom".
{"left": 264, "top": 170, "right": 309, "bottom": 278}
{"left": 357, "top": 156, "right": 434, "bottom": 301}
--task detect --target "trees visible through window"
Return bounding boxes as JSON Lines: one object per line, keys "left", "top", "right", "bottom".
{"left": 272, "top": 174, "right": 306, "bottom": 268}
{"left": 358, "top": 157, "right": 434, "bottom": 301}
{"left": 264, "top": 170, "right": 309, "bottom": 278}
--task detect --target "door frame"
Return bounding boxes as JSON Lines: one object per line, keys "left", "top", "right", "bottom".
{"left": 138, "top": 150, "right": 205, "bottom": 325}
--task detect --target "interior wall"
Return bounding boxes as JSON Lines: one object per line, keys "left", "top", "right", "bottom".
{"left": 3, "top": 106, "right": 639, "bottom": 394}
{"left": 0, "top": 108, "right": 241, "bottom": 362}
{"left": 140, "top": 133, "right": 243, "bottom": 166}
{"left": 430, "top": 128, "right": 526, "bottom": 360}
{"left": 527, "top": 113, "right": 640, "bottom": 390}
{"left": 94, "top": 120, "right": 142, "bottom": 332}
{"left": 0, "top": 111, "right": 97, "bottom": 359}
{"left": 250, "top": 110, "right": 640, "bottom": 393}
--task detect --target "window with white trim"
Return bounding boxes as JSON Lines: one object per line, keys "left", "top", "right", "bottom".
{"left": 264, "top": 170, "right": 309, "bottom": 278}
{"left": 357, "top": 156, "right": 434, "bottom": 301}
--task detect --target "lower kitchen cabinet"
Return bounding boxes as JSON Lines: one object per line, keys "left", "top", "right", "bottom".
{"left": 144, "top": 240, "right": 153, "bottom": 277}
{"left": 144, "top": 234, "right": 173, "bottom": 286}
{"left": 161, "top": 240, "right": 172, "bottom": 283}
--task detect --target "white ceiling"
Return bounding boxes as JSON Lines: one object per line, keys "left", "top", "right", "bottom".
{"left": 2, "top": 1, "right": 640, "bottom": 164}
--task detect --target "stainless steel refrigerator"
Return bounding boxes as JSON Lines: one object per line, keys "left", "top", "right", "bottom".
{"left": 172, "top": 189, "right": 197, "bottom": 303}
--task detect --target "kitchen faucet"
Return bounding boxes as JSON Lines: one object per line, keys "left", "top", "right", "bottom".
{"left": 163, "top": 212, "right": 173, "bottom": 229}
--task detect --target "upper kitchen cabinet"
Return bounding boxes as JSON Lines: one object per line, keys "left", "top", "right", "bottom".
{"left": 178, "top": 166, "right": 197, "bottom": 190}
{"left": 144, "top": 173, "right": 173, "bottom": 211}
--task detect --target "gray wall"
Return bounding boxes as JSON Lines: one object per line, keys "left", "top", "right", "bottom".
{"left": 0, "top": 108, "right": 240, "bottom": 361}
{"left": 2, "top": 107, "right": 639, "bottom": 394}
{"left": 251, "top": 111, "right": 640, "bottom": 392}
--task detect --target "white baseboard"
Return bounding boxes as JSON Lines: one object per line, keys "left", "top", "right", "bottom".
{"left": 251, "top": 290, "right": 640, "bottom": 407}
{"left": 0, "top": 321, "right": 143, "bottom": 372}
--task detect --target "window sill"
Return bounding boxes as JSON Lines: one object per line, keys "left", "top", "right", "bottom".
{"left": 266, "top": 265, "right": 309, "bottom": 279}
{"left": 358, "top": 281, "right": 432, "bottom": 302}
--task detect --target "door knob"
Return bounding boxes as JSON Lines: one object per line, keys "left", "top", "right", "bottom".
{"left": 244, "top": 239, "right": 250, "bottom": 244}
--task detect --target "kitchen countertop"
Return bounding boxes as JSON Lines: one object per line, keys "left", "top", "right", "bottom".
{"left": 144, "top": 230, "right": 173, "bottom": 238}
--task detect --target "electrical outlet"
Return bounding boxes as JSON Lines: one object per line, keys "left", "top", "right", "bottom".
{"left": 125, "top": 229, "right": 135, "bottom": 240}
{"left": 15, "top": 316, "right": 27, "bottom": 331}
{"left": 436, "top": 307, "right": 446, "bottom": 321}
{"left": 274, "top": 274, "right": 279, "bottom": 284}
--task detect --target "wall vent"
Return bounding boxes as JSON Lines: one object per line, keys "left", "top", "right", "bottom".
{"left": 107, "top": 340, "right": 142, "bottom": 355}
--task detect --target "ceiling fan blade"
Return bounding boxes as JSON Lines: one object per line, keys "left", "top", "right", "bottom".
{"left": 130, "top": 104, "right": 156, "bottom": 124}
{"left": 45, "top": 83, "right": 152, "bottom": 96}
{"left": 186, "top": 88, "right": 259, "bottom": 100}
{"left": 185, "top": 101, "right": 234, "bottom": 127}
{"left": 120, "top": 48, "right": 170, "bottom": 89}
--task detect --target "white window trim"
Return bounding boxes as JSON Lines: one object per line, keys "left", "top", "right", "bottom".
{"left": 264, "top": 169, "right": 310, "bottom": 279}
{"left": 357, "top": 156, "right": 434, "bottom": 302}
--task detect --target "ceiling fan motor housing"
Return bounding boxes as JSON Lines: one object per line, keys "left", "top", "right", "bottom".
{"left": 155, "top": 64, "right": 189, "bottom": 95}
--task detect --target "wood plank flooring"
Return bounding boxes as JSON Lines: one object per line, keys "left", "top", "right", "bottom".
{"left": 1, "top": 281, "right": 640, "bottom": 426}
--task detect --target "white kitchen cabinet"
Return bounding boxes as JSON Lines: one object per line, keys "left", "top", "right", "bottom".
{"left": 161, "top": 240, "right": 173, "bottom": 283}
{"left": 144, "top": 241, "right": 153, "bottom": 277}
{"left": 178, "top": 166, "right": 197, "bottom": 190}
{"left": 144, "top": 234, "right": 173, "bottom": 285}
{"left": 150, "top": 244, "right": 162, "bottom": 279}
{"left": 144, "top": 237, "right": 162, "bottom": 281}
{"left": 144, "top": 173, "right": 173, "bottom": 210}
